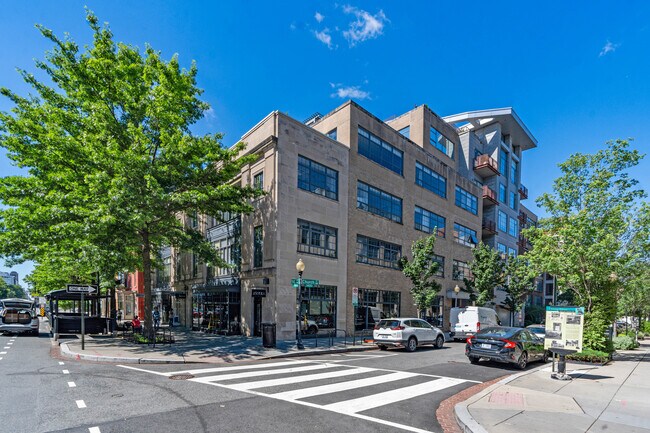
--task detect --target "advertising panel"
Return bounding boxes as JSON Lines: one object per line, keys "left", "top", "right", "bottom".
{"left": 544, "top": 306, "right": 585, "bottom": 352}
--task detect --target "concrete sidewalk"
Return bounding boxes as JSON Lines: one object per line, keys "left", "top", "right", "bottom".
{"left": 57, "top": 327, "right": 376, "bottom": 364}
{"left": 455, "top": 340, "right": 650, "bottom": 433}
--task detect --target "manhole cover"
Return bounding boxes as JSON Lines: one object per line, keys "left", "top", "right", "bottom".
{"left": 169, "top": 374, "right": 195, "bottom": 380}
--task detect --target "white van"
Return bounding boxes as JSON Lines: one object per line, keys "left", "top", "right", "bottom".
{"left": 450, "top": 306, "right": 500, "bottom": 341}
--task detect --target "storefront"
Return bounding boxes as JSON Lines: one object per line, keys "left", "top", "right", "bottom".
{"left": 356, "top": 288, "right": 401, "bottom": 330}
{"left": 299, "top": 285, "right": 337, "bottom": 332}
{"left": 192, "top": 277, "right": 241, "bottom": 334}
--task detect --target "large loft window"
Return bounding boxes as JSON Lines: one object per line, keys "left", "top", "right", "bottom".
{"left": 358, "top": 127, "right": 403, "bottom": 175}
{"left": 357, "top": 181, "right": 403, "bottom": 223}
{"left": 356, "top": 235, "right": 402, "bottom": 269}
{"left": 298, "top": 155, "right": 338, "bottom": 200}
{"left": 453, "top": 260, "right": 472, "bottom": 280}
{"left": 297, "top": 219, "right": 337, "bottom": 258}
{"left": 430, "top": 126, "right": 454, "bottom": 158}
{"left": 253, "top": 226, "right": 263, "bottom": 268}
{"left": 508, "top": 218, "right": 519, "bottom": 238}
{"left": 455, "top": 186, "right": 478, "bottom": 215}
{"left": 498, "top": 210, "right": 508, "bottom": 232}
{"left": 415, "top": 161, "right": 447, "bottom": 198}
{"left": 414, "top": 206, "right": 446, "bottom": 237}
{"left": 453, "top": 223, "right": 478, "bottom": 247}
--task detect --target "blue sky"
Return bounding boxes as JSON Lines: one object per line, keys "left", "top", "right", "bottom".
{"left": 1, "top": 1, "right": 649, "bottom": 287}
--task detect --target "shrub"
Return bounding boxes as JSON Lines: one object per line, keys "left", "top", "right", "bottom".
{"left": 613, "top": 335, "right": 639, "bottom": 350}
{"left": 642, "top": 322, "right": 650, "bottom": 334}
{"left": 566, "top": 348, "right": 612, "bottom": 364}
{"left": 638, "top": 332, "right": 645, "bottom": 340}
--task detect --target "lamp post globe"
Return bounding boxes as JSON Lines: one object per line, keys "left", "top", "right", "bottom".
{"left": 454, "top": 284, "right": 461, "bottom": 308}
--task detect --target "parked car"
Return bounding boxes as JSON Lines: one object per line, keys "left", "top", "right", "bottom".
{"left": 450, "top": 306, "right": 500, "bottom": 341}
{"left": 465, "top": 326, "right": 548, "bottom": 369}
{"left": 373, "top": 318, "right": 445, "bottom": 352}
{"left": 296, "top": 315, "right": 319, "bottom": 335}
{"left": 0, "top": 298, "right": 39, "bottom": 336}
{"left": 526, "top": 324, "right": 546, "bottom": 339}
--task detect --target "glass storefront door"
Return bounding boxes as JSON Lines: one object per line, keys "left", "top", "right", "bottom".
{"left": 192, "top": 289, "right": 241, "bottom": 334}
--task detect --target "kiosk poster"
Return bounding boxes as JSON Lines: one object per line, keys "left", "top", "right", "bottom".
{"left": 544, "top": 306, "right": 585, "bottom": 352}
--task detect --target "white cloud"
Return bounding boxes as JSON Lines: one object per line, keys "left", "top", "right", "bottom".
{"left": 330, "top": 83, "right": 371, "bottom": 100}
{"left": 315, "top": 12, "right": 325, "bottom": 23}
{"left": 314, "top": 29, "right": 333, "bottom": 49}
{"left": 342, "top": 5, "right": 388, "bottom": 46}
{"left": 289, "top": 22, "right": 297, "bottom": 31}
{"left": 599, "top": 40, "right": 619, "bottom": 57}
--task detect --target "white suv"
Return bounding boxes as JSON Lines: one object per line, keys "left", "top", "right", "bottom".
{"left": 373, "top": 318, "right": 444, "bottom": 352}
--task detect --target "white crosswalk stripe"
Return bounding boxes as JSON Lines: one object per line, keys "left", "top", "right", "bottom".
{"left": 119, "top": 360, "right": 471, "bottom": 433}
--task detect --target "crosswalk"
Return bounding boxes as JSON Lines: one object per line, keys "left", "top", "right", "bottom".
{"left": 120, "top": 357, "right": 475, "bottom": 433}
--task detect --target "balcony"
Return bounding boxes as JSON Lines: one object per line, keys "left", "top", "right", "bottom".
{"left": 518, "top": 210, "right": 527, "bottom": 223}
{"left": 482, "top": 218, "right": 497, "bottom": 235}
{"left": 473, "top": 154, "right": 500, "bottom": 178}
{"left": 482, "top": 185, "right": 498, "bottom": 205}
{"left": 518, "top": 235, "right": 531, "bottom": 254}
{"left": 518, "top": 184, "right": 528, "bottom": 199}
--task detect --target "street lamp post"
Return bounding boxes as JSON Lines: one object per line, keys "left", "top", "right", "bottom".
{"left": 295, "top": 259, "right": 305, "bottom": 350}
{"left": 454, "top": 284, "right": 461, "bottom": 308}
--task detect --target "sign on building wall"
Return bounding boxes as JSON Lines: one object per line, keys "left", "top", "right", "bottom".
{"left": 544, "top": 306, "right": 584, "bottom": 352}
{"left": 352, "top": 287, "right": 359, "bottom": 307}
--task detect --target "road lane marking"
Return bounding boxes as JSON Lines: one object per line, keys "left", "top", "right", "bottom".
{"left": 89, "top": 428, "right": 101, "bottom": 433}
{"left": 270, "top": 371, "right": 420, "bottom": 400}
{"left": 160, "top": 360, "right": 310, "bottom": 376}
{"left": 224, "top": 367, "right": 376, "bottom": 391}
{"left": 0, "top": 351, "right": 6, "bottom": 354}
{"left": 190, "top": 363, "right": 339, "bottom": 383}
{"left": 0, "top": 357, "right": 3, "bottom": 360}
{"left": 62, "top": 370, "right": 70, "bottom": 374}
{"left": 68, "top": 382, "right": 76, "bottom": 388}
{"left": 59, "top": 361, "right": 65, "bottom": 365}
{"left": 76, "top": 400, "right": 86, "bottom": 408}
{"left": 3, "top": 346, "right": 9, "bottom": 349}
{"left": 323, "top": 377, "right": 465, "bottom": 414}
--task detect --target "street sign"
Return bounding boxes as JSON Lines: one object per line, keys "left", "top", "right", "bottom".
{"left": 66, "top": 284, "right": 98, "bottom": 294}
{"left": 291, "top": 278, "right": 320, "bottom": 288}
{"left": 352, "top": 287, "right": 359, "bottom": 306}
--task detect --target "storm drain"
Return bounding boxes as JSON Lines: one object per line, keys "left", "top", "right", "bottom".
{"left": 169, "top": 374, "right": 195, "bottom": 380}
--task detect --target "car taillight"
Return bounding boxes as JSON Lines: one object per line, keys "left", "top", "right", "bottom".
{"left": 502, "top": 339, "right": 516, "bottom": 349}
{"left": 466, "top": 337, "right": 475, "bottom": 345}
{"left": 391, "top": 325, "right": 405, "bottom": 331}
{"left": 477, "top": 322, "right": 481, "bottom": 331}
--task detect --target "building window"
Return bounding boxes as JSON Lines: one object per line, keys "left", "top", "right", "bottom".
{"left": 357, "top": 288, "right": 401, "bottom": 329}
{"left": 500, "top": 149, "right": 508, "bottom": 179}
{"left": 509, "top": 191, "right": 517, "bottom": 210}
{"left": 398, "top": 126, "right": 410, "bottom": 138}
{"left": 508, "top": 247, "right": 518, "bottom": 257}
{"left": 433, "top": 254, "right": 445, "bottom": 277}
{"left": 453, "top": 260, "right": 472, "bottom": 280}
{"left": 190, "top": 211, "right": 198, "bottom": 229}
{"left": 358, "top": 127, "right": 403, "bottom": 175}
{"left": 498, "top": 210, "right": 508, "bottom": 232}
{"left": 253, "top": 171, "right": 264, "bottom": 191}
{"left": 208, "top": 236, "right": 238, "bottom": 278}
{"left": 356, "top": 235, "right": 402, "bottom": 269}
{"left": 508, "top": 218, "right": 519, "bottom": 238}
{"left": 415, "top": 161, "right": 447, "bottom": 198}
{"left": 455, "top": 186, "right": 478, "bottom": 215}
{"left": 298, "top": 155, "right": 338, "bottom": 200}
{"left": 297, "top": 220, "right": 337, "bottom": 258}
{"left": 253, "top": 226, "right": 263, "bottom": 268}
{"left": 430, "top": 126, "right": 454, "bottom": 158}
{"left": 326, "top": 129, "right": 337, "bottom": 141}
{"left": 357, "top": 181, "right": 403, "bottom": 223}
{"left": 510, "top": 160, "right": 518, "bottom": 183}
{"left": 414, "top": 206, "right": 446, "bottom": 237}
{"left": 499, "top": 183, "right": 507, "bottom": 203}
{"left": 453, "top": 223, "right": 478, "bottom": 247}
{"left": 192, "top": 253, "right": 199, "bottom": 277}
{"left": 299, "top": 285, "right": 337, "bottom": 330}
{"left": 497, "top": 243, "right": 507, "bottom": 256}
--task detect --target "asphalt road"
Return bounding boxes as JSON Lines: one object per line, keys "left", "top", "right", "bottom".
{"left": 0, "top": 329, "right": 536, "bottom": 433}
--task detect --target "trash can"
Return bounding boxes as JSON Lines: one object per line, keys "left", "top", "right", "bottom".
{"left": 262, "top": 322, "right": 276, "bottom": 348}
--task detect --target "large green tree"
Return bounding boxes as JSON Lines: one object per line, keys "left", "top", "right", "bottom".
{"left": 524, "top": 140, "right": 646, "bottom": 351}
{"left": 0, "top": 279, "right": 27, "bottom": 299}
{"left": 464, "top": 242, "right": 504, "bottom": 307}
{"left": 399, "top": 235, "right": 442, "bottom": 316}
{"left": 502, "top": 256, "right": 537, "bottom": 326}
{"left": 0, "top": 11, "right": 261, "bottom": 332}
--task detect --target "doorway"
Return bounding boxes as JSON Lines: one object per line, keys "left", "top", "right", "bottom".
{"left": 253, "top": 297, "right": 262, "bottom": 337}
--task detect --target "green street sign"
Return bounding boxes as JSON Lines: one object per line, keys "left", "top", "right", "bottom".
{"left": 291, "top": 278, "right": 320, "bottom": 288}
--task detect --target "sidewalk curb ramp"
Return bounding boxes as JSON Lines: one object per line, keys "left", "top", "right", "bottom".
{"left": 454, "top": 364, "right": 547, "bottom": 433}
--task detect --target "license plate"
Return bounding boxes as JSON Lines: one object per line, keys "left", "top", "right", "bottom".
{"left": 377, "top": 335, "right": 388, "bottom": 339}
{"left": 480, "top": 343, "right": 492, "bottom": 349}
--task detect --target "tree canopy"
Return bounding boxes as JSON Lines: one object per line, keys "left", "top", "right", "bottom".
{"left": 0, "top": 11, "right": 262, "bottom": 330}
{"left": 399, "top": 235, "right": 442, "bottom": 315}
{"left": 464, "top": 242, "right": 504, "bottom": 307}
{"left": 502, "top": 255, "right": 537, "bottom": 325}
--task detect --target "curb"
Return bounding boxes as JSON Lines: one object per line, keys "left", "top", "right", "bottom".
{"left": 454, "top": 364, "right": 547, "bottom": 433}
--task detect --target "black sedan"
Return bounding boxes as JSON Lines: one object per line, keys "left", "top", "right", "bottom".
{"left": 465, "top": 326, "right": 548, "bottom": 369}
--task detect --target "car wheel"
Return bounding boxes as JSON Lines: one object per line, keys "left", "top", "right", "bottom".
{"left": 308, "top": 325, "right": 318, "bottom": 335}
{"left": 405, "top": 337, "right": 418, "bottom": 352}
{"left": 542, "top": 350, "right": 549, "bottom": 363}
{"left": 378, "top": 345, "right": 388, "bottom": 351}
{"left": 517, "top": 351, "right": 528, "bottom": 370}
{"left": 469, "top": 356, "right": 480, "bottom": 364}
{"left": 32, "top": 329, "right": 39, "bottom": 336}
{"left": 434, "top": 335, "right": 444, "bottom": 349}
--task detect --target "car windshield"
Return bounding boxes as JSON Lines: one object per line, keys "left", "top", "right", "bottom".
{"left": 477, "top": 327, "right": 518, "bottom": 338}
{"left": 377, "top": 319, "right": 401, "bottom": 328}
{"left": 528, "top": 327, "right": 545, "bottom": 334}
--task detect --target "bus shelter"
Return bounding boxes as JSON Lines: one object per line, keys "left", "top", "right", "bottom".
{"left": 46, "top": 289, "right": 113, "bottom": 337}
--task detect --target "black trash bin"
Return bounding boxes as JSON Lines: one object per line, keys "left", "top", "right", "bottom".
{"left": 262, "top": 322, "right": 276, "bottom": 348}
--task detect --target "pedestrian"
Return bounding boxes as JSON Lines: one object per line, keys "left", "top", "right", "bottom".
{"left": 153, "top": 306, "right": 161, "bottom": 329}
{"left": 168, "top": 307, "right": 174, "bottom": 327}
{"left": 131, "top": 315, "right": 142, "bottom": 333}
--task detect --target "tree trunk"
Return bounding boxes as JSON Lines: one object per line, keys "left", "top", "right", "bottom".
{"left": 141, "top": 229, "right": 153, "bottom": 335}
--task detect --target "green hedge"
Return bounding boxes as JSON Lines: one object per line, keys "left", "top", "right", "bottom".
{"left": 613, "top": 335, "right": 639, "bottom": 350}
{"left": 642, "top": 322, "right": 650, "bottom": 334}
{"left": 566, "top": 348, "right": 612, "bottom": 364}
